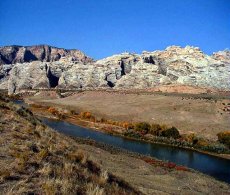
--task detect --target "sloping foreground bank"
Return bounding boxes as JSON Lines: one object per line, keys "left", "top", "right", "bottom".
{"left": 0, "top": 97, "right": 230, "bottom": 194}
{"left": 0, "top": 97, "right": 141, "bottom": 194}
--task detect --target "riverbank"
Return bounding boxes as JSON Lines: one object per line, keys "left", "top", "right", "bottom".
{"left": 24, "top": 100, "right": 230, "bottom": 160}
{"left": 32, "top": 108, "right": 230, "bottom": 184}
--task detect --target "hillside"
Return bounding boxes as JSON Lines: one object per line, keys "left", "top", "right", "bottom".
{"left": 0, "top": 96, "right": 140, "bottom": 194}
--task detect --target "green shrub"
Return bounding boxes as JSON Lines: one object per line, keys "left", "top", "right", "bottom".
{"left": 70, "top": 110, "right": 76, "bottom": 115}
{"left": 160, "top": 127, "right": 180, "bottom": 139}
{"left": 100, "top": 118, "right": 107, "bottom": 123}
{"left": 124, "top": 130, "right": 141, "bottom": 139}
{"left": 217, "top": 131, "right": 230, "bottom": 148}
{"left": 134, "top": 122, "right": 151, "bottom": 134}
{"left": 183, "top": 133, "right": 198, "bottom": 145}
{"left": 149, "top": 123, "right": 162, "bottom": 135}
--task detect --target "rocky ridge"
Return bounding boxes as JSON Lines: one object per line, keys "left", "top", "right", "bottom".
{"left": 0, "top": 45, "right": 93, "bottom": 65}
{"left": 0, "top": 45, "right": 229, "bottom": 94}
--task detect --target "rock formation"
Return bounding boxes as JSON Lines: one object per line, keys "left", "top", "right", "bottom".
{"left": 0, "top": 45, "right": 93, "bottom": 65}
{"left": 0, "top": 45, "right": 229, "bottom": 94}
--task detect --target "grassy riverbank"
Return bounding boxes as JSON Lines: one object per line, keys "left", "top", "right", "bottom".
{"left": 25, "top": 101, "right": 230, "bottom": 160}
{"left": 0, "top": 96, "right": 141, "bottom": 194}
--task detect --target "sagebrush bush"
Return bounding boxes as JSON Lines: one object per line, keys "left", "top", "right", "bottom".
{"left": 217, "top": 131, "right": 230, "bottom": 148}
{"left": 122, "top": 122, "right": 134, "bottom": 130}
{"left": 149, "top": 123, "right": 162, "bottom": 135}
{"left": 70, "top": 110, "right": 77, "bottom": 115}
{"left": 48, "top": 107, "right": 58, "bottom": 115}
{"left": 134, "top": 122, "right": 151, "bottom": 134}
{"left": 151, "top": 123, "right": 161, "bottom": 131}
{"left": 100, "top": 118, "right": 107, "bottom": 123}
{"left": 160, "top": 126, "right": 180, "bottom": 139}
{"left": 183, "top": 133, "right": 198, "bottom": 145}
{"left": 81, "top": 112, "right": 92, "bottom": 119}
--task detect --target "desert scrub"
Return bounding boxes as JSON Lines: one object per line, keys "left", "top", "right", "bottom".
{"left": 66, "top": 149, "right": 88, "bottom": 164}
{"left": 69, "top": 109, "right": 78, "bottom": 115}
{"left": 196, "top": 143, "right": 228, "bottom": 154}
{"left": 11, "top": 150, "right": 31, "bottom": 172}
{"left": 98, "top": 170, "right": 108, "bottom": 185}
{"left": 37, "top": 148, "right": 49, "bottom": 161}
{"left": 148, "top": 123, "right": 180, "bottom": 139}
{"left": 47, "top": 107, "right": 66, "bottom": 119}
{"left": 0, "top": 101, "right": 10, "bottom": 109}
{"left": 160, "top": 126, "right": 180, "bottom": 139}
{"left": 100, "top": 117, "right": 107, "bottom": 123}
{"left": 122, "top": 122, "right": 134, "bottom": 130}
{"left": 15, "top": 106, "right": 38, "bottom": 126}
{"left": 134, "top": 122, "right": 151, "bottom": 134}
{"left": 80, "top": 111, "right": 92, "bottom": 119}
{"left": 124, "top": 130, "right": 141, "bottom": 139}
{"left": 0, "top": 168, "right": 11, "bottom": 181}
{"left": 217, "top": 131, "right": 230, "bottom": 148}
{"left": 149, "top": 123, "right": 162, "bottom": 135}
{"left": 178, "top": 134, "right": 230, "bottom": 153}
{"left": 48, "top": 107, "right": 58, "bottom": 115}
{"left": 30, "top": 103, "right": 44, "bottom": 108}
{"left": 182, "top": 133, "right": 199, "bottom": 145}
{"left": 86, "top": 183, "right": 104, "bottom": 195}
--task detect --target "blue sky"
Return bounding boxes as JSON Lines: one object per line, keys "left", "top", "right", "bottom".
{"left": 0, "top": 0, "right": 229, "bottom": 59}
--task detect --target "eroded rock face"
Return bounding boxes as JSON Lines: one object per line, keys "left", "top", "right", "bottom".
{"left": 97, "top": 46, "right": 230, "bottom": 90}
{"left": 0, "top": 45, "right": 229, "bottom": 94}
{"left": 0, "top": 45, "right": 93, "bottom": 65}
{"left": 8, "top": 62, "right": 50, "bottom": 94}
{"left": 212, "top": 50, "right": 230, "bottom": 64}
{"left": 57, "top": 63, "right": 109, "bottom": 89}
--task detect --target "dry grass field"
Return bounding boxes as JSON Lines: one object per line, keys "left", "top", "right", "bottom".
{"left": 0, "top": 98, "right": 141, "bottom": 195}
{"left": 28, "top": 90, "right": 230, "bottom": 140}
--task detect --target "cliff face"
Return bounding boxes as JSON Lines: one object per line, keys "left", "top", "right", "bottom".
{"left": 0, "top": 45, "right": 229, "bottom": 94}
{"left": 0, "top": 45, "right": 93, "bottom": 65}
{"left": 0, "top": 45, "right": 93, "bottom": 92}
{"left": 95, "top": 46, "right": 230, "bottom": 90}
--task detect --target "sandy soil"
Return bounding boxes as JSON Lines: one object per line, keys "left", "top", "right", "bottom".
{"left": 28, "top": 90, "right": 230, "bottom": 140}
{"left": 78, "top": 141, "right": 230, "bottom": 195}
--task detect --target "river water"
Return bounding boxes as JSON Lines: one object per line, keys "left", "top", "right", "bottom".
{"left": 42, "top": 117, "right": 230, "bottom": 183}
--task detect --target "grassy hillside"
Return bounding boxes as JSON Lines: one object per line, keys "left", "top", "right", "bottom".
{"left": 0, "top": 96, "right": 140, "bottom": 194}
